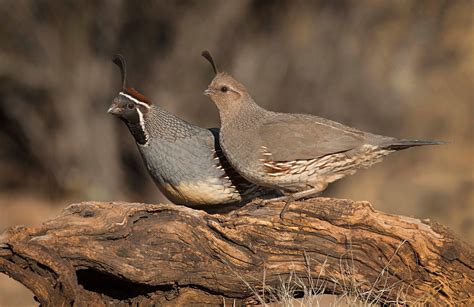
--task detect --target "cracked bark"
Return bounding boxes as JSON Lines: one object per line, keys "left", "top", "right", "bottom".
{"left": 0, "top": 198, "right": 472, "bottom": 306}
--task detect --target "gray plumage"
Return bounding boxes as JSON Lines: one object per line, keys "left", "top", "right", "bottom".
{"left": 139, "top": 106, "right": 280, "bottom": 207}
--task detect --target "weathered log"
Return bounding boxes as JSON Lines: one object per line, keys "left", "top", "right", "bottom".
{"left": 0, "top": 198, "right": 472, "bottom": 306}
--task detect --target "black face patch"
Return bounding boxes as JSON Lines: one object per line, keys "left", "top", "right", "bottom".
{"left": 118, "top": 106, "right": 140, "bottom": 124}
{"left": 110, "top": 95, "right": 149, "bottom": 145}
{"left": 122, "top": 119, "right": 148, "bottom": 145}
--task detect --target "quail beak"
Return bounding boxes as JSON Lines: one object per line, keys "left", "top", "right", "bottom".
{"left": 107, "top": 104, "right": 122, "bottom": 115}
{"left": 203, "top": 88, "right": 213, "bottom": 96}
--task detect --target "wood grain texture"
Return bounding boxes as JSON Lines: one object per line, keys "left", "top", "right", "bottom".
{"left": 0, "top": 198, "right": 472, "bottom": 305}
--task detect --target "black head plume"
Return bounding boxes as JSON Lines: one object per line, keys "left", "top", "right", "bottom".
{"left": 113, "top": 54, "right": 127, "bottom": 91}
{"left": 201, "top": 50, "right": 218, "bottom": 74}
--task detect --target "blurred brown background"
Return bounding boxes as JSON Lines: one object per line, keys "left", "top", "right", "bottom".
{"left": 0, "top": 0, "right": 472, "bottom": 305}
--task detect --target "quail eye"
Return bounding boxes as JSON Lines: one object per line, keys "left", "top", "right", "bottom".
{"left": 127, "top": 103, "right": 135, "bottom": 109}
{"left": 221, "top": 86, "right": 229, "bottom": 93}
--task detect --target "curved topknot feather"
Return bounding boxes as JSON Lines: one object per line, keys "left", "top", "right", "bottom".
{"left": 113, "top": 54, "right": 127, "bottom": 91}
{"left": 201, "top": 50, "right": 218, "bottom": 74}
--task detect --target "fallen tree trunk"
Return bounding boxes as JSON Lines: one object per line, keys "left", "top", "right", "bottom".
{"left": 0, "top": 198, "right": 472, "bottom": 306}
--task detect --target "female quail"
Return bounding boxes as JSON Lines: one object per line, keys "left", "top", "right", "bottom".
{"left": 201, "top": 51, "right": 443, "bottom": 215}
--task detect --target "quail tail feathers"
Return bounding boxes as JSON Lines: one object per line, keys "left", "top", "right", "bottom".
{"left": 382, "top": 139, "right": 446, "bottom": 151}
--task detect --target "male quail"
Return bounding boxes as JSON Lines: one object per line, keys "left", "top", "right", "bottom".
{"left": 108, "top": 54, "right": 281, "bottom": 209}
{"left": 201, "top": 51, "right": 443, "bottom": 215}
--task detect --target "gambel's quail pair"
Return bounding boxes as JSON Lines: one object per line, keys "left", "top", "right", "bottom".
{"left": 108, "top": 52, "right": 442, "bottom": 214}
{"left": 108, "top": 55, "right": 281, "bottom": 209}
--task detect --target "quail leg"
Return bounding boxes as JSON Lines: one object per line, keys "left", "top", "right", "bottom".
{"left": 258, "top": 195, "right": 291, "bottom": 205}
{"left": 280, "top": 183, "right": 328, "bottom": 219}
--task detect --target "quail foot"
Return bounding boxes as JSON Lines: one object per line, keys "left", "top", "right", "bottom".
{"left": 108, "top": 54, "right": 281, "bottom": 210}
{"left": 201, "top": 51, "right": 444, "bottom": 217}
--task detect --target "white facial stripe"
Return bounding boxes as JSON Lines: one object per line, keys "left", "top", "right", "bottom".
{"left": 119, "top": 92, "right": 151, "bottom": 109}
{"left": 136, "top": 108, "right": 149, "bottom": 145}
